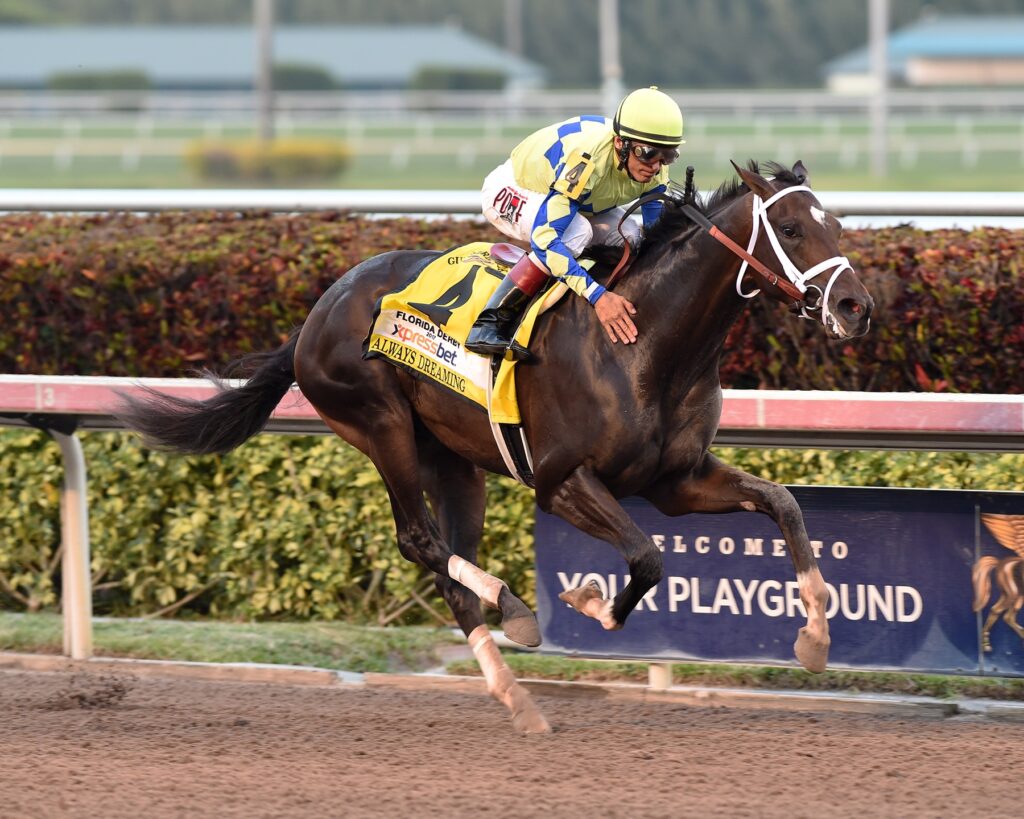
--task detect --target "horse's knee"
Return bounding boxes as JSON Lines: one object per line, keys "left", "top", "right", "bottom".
{"left": 762, "top": 482, "right": 802, "bottom": 524}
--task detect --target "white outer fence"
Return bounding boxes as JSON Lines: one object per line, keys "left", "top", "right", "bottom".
{"left": 5, "top": 88, "right": 1024, "bottom": 117}
{"left": 2, "top": 375, "right": 1024, "bottom": 661}
{"left": 2, "top": 189, "right": 1024, "bottom": 220}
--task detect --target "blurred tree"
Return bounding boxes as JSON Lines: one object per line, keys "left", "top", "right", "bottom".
{"left": 272, "top": 62, "right": 338, "bottom": 90}
{"left": 9, "top": 0, "right": 1024, "bottom": 88}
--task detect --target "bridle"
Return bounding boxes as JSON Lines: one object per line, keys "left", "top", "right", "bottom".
{"left": 609, "top": 167, "right": 854, "bottom": 330}
{"left": 731, "top": 184, "right": 854, "bottom": 328}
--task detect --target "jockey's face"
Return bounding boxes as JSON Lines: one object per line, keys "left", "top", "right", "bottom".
{"left": 615, "top": 137, "right": 677, "bottom": 183}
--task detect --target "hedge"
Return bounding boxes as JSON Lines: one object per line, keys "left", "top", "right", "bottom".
{"left": 2, "top": 213, "right": 1023, "bottom": 620}
{"left": 2, "top": 428, "right": 1022, "bottom": 620}
{"left": 2, "top": 213, "right": 1021, "bottom": 391}
{"left": 0, "top": 428, "right": 535, "bottom": 621}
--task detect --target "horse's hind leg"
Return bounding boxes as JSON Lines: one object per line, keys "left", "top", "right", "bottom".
{"left": 419, "top": 438, "right": 549, "bottom": 734}
{"left": 644, "top": 454, "right": 831, "bottom": 673}
{"left": 350, "top": 403, "right": 541, "bottom": 649}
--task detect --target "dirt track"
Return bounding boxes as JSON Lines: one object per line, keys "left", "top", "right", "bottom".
{"left": 1, "top": 668, "right": 1022, "bottom": 818}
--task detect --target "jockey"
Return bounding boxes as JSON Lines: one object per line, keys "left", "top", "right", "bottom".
{"left": 466, "top": 86, "right": 684, "bottom": 360}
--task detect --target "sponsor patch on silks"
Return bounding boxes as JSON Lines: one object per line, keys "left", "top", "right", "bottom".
{"left": 552, "top": 149, "right": 596, "bottom": 200}
{"left": 363, "top": 242, "right": 543, "bottom": 424}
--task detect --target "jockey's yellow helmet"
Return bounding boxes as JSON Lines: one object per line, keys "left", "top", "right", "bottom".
{"left": 612, "top": 86, "right": 684, "bottom": 147}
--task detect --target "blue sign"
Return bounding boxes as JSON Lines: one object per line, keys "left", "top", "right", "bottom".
{"left": 534, "top": 487, "right": 1024, "bottom": 676}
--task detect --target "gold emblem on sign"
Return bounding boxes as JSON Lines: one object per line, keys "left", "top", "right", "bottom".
{"left": 972, "top": 513, "right": 1024, "bottom": 653}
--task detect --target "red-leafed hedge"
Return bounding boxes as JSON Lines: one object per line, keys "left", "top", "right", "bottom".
{"left": 1, "top": 213, "right": 1021, "bottom": 393}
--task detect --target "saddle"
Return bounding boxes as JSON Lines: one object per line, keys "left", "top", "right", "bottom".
{"left": 362, "top": 241, "right": 575, "bottom": 486}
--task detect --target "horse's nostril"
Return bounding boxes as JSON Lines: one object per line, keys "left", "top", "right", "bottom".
{"left": 839, "top": 298, "right": 870, "bottom": 321}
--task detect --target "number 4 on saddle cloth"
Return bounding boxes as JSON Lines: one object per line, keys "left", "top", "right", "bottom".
{"left": 362, "top": 241, "right": 579, "bottom": 486}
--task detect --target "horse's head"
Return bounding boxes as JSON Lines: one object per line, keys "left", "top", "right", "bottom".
{"left": 732, "top": 160, "right": 873, "bottom": 339}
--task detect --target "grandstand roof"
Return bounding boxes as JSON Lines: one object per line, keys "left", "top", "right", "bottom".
{"left": 825, "top": 15, "right": 1024, "bottom": 80}
{"left": 0, "top": 24, "right": 545, "bottom": 90}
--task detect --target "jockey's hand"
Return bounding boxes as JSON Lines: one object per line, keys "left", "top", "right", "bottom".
{"left": 594, "top": 291, "right": 638, "bottom": 345}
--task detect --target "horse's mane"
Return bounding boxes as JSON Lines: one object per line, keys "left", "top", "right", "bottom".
{"left": 583, "top": 160, "right": 805, "bottom": 275}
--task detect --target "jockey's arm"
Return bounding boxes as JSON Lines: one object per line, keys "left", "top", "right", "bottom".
{"left": 640, "top": 184, "right": 668, "bottom": 229}
{"left": 530, "top": 191, "right": 638, "bottom": 345}
{"left": 530, "top": 190, "right": 605, "bottom": 304}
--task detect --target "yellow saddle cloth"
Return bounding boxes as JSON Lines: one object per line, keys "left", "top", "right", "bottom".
{"left": 363, "top": 241, "right": 567, "bottom": 425}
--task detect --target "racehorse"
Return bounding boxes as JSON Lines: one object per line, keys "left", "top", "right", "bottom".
{"left": 117, "top": 160, "right": 873, "bottom": 733}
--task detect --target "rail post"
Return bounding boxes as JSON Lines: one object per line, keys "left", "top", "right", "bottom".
{"left": 50, "top": 427, "right": 93, "bottom": 659}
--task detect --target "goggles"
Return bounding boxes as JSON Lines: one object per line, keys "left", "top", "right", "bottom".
{"left": 631, "top": 143, "right": 679, "bottom": 165}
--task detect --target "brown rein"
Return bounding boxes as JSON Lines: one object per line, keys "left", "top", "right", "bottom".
{"left": 606, "top": 170, "right": 804, "bottom": 304}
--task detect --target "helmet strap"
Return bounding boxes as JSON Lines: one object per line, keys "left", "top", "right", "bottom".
{"left": 617, "top": 138, "right": 635, "bottom": 177}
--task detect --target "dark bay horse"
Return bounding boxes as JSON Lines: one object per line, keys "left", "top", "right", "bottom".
{"left": 118, "top": 161, "right": 873, "bottom": 733}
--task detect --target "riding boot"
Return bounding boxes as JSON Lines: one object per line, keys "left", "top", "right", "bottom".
{"left": 466, "top": 256, "right": 544, "bottom": 361}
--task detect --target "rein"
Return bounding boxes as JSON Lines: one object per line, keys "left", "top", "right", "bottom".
{"left": 675, "top": 195, "right": 804, "bottom": 303}
{"left": 609, "top": 167, "right": 853, "bottom": 324}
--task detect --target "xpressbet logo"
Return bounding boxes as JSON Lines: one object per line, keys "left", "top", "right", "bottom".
{"left": 390, "top": 320, "right": 458, "bottom": 365}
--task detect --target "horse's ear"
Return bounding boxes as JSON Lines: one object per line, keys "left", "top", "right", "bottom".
{"left": 792, "top": 160, "right": 810, "bottom": 185}
{"left": 730, "top": 159, "right": 774, "bottom": 199}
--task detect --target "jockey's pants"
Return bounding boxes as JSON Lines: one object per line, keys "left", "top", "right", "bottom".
{"left": 480, "top": 160, "right": 641, "bottom": 264}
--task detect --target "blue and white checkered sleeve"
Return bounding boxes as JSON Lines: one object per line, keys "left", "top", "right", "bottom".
{"left": 530, "top": 190, "right": 606, "bottom": 305}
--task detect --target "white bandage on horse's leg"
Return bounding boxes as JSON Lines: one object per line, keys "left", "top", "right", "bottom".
{"left": 468, "top": 625, "right": 551, "bottom": 734}
{"left": 468, "top": 625, "right": 516, "bottom": 702}
{"left": 798, "top": 569, "right": 829, "bottom": 630}
{"left": 448, "top": 555, "right": 506, "bottom": 608}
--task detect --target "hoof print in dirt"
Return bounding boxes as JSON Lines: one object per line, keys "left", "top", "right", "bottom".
{"left": 44, "top": 671, "right": 136, "bottom": 711}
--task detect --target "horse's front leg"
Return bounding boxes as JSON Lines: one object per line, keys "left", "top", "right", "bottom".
{"left": 541, "top": 466, "right": 664, "bottom": 629}
{"left": 420, "top": 441, "right": 549, "bottom": 734}
{"left": 644, "top": 453, "right": 830, "bottom": 673}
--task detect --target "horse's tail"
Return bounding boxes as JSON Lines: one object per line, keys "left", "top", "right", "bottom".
{"left": 116, "top": 329, "right": 301, "bottom": 456}
{"left": 972, "top": 555, "right": 1000, "bottom": 612}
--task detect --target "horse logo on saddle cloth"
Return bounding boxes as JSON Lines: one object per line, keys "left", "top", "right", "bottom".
{"left": 363, "top": 241, "right": 579, "bottom": 486}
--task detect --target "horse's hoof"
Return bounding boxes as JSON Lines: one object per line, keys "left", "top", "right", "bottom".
{"left": 498, "top": 587, "right": 541, "bottom": 647}
{"left": 503, "top": 615, "right": 541, "bottom": 648}
{"left": 559, "top": 581, "right": 619, "bottom": 630}
{"left": 794, "top": 627, "right": 830, "bottom": 673}
{"left": 558, "top": 579, "right": 602, "bottom": 609}
{"left": 513, "top": 710, "right": 551, "bottom": 735}
{"left": 507, "top": 687, "right": 551, "bottom": 735}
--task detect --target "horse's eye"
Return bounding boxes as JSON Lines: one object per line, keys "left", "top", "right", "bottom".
{"left": 780, "top": 223, "right": 799, "bottom": 238}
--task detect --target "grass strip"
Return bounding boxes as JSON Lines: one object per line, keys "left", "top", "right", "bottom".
{"left": 0, "top": 612, "right": 460, "bottom": 673}
{"left": 4, "top": 612, "right": 1023, "bottom": 701}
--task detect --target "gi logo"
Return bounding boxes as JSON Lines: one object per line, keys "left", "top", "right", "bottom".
{"left": 973, "top": 513, "right": 1024, "bottom": 653}
{"left": 493, "top": 186, "right": 525, "bottom": 226}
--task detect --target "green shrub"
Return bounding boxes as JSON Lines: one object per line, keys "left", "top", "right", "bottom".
{"left": 47, "top": 70, "right": 151, "bottom": 91}
{"left": 0, "top": 212, "right": 495, "bottom": 376}
{"left": 2, "top": 214, "right": 1020, "bottom": 392}
{"left": 272, "top": 62, "right": 339, "bottom": 91}
{"left": 2, "top": 427, "right": 1022, "bottom": 620}
{"left": 183, "top": 138, "right": 352, "bottom": 183}
{"left": 0, "top": 429, "right": 534, "bottom": 621}
{"left": 410, "top": 65, "right": 505, "bottom": 91}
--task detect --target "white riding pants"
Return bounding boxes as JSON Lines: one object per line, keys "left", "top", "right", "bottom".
{"left": 480, "top": 160, "right": 640, "bottom": 262}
